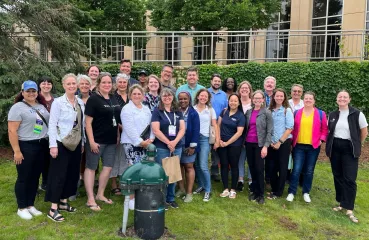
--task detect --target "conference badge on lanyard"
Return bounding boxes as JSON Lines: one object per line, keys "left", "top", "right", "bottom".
{"left": 164, "top": 111, "right": 177, "bottom": 137}
{"left": 33, "top": 113, "right": 43, "bottom": 134}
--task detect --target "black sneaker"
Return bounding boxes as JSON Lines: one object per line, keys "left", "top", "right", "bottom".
{"left": 166, "top": 201, "right": 179, "bottom": 209}
{"left": 164, "top": 202, "right": 169, "bottom": 211}
{"left": 203, "top": 192, "right": 210, "bottom": 202}
{"left": 236, "top": 181, "right": 244, "bottom": 192}
{"left": 257, "top": 197, "right": 265, "bottom": 205}
{"left": 248, "top": 193, "right": 257, "bottom": 201}
{"left": 193, "top": 187, "right": 204, "bottom": 194}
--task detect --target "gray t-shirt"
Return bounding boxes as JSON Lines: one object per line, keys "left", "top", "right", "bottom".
{"left": 8, "top": 102, "right": 50, "bottom": 140}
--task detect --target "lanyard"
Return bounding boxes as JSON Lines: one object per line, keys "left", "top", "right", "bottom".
{"left": 182, "top": 107, "right": 189, "bottom": 119}
{"left": 164, "top": 111, "right": 176, "bottom": 126}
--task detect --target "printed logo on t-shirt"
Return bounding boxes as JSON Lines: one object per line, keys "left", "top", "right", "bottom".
{"left": 231, "top": 118, "right": 237, "bottom": 121}
{"left": 103, "top": 104, "right": 120, "bottom": 108}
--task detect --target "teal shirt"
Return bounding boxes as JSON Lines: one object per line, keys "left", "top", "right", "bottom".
{"left": 176, "top": 83, "right": 205, "bottom": 103}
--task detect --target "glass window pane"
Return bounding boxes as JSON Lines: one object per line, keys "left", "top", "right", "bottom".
{"left": 328, "top": 0, "right": 343, "bottom": 16}
{"left": 313, "top": 0, "right": 327, "bottom": 18}
{"left": 312, "top": 18, "right": 327, "bottom": 27}
{"left": 327, "top": 16, "right": 342, "bottom": 25}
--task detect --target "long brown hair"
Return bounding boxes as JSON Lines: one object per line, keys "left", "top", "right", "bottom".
{"left": 269, "top": 88, "right": 290, "bottom": 111}
{"left": 194, "top": 88, "right": 212, "bottom": 107}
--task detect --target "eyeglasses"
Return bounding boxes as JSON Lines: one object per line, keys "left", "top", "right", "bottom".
{"left": 162, "top": 95, "right": 173, "bottom": 98}
{"left": 163, "top": 70, "right": 173, "bottom": 74}
{"left": 253, "top": 97, "right": 263, "bottom": 100}
{"left": 293, "top": 90, "right": 302, "bottom": 93}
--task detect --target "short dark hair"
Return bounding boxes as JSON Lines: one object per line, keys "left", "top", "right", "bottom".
{"left": 120, "top": 59, "right": 131, "bottom": 65}
{"left": 162, "top": 64, "right": 173, "bottom": 71}
{"left": 37, "top": 76, "right": 53, "bottom": 91}
{"left": 227, "top": 93, "right": 243, "bottom": 112}
{"left": 222, "top": 77, "right": 237, "bottom": 93}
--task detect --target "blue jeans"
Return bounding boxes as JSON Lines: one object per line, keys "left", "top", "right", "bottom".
{"left": 238, "top": 146, "right": 252, "bottom": 180}
{"left": 288, "top": 144, "right": 321, "bottom": 195}
{"left": 195, "top": 135, "right": 211, "bottom": 193}
{"left": 155, "top": 147, "right": 181, "bottom": 203}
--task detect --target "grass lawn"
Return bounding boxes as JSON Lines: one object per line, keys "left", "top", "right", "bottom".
{"left": 0, "top": 158, "right": 368, "bottom": 240}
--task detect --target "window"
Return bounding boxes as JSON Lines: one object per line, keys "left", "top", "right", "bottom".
{"left": 193, "top": 37, "right": 211, "bottom": 65}
{"left": 227, "top": 33, "right": 249, "bottom": 64}
{"left": 311, "top": 0, "right": 343, "bottom": 61}
{"left": 265, "top": 0, "right": 291, "bottom": 62}
{"left": 165, "top": 37, "right": 181, "bottom": 65}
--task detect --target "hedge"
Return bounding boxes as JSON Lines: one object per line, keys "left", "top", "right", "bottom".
{"left": 1, "top": 61, "right": 368, "bottom": 145}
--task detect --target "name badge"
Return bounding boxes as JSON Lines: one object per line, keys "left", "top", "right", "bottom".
{"left": 112, "top": 117, "right": 117, "bottom": 127}
{"left": 168, "top": 125, "right": 176, "bottom": 136}
{"left": 33, "top": 114, "right": 43, "bottom": 134}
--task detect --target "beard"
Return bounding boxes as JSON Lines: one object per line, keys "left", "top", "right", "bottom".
{"left": 211, "top": 84, "right": 220, "bottom": 90}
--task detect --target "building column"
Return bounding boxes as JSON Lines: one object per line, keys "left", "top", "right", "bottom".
{"left": 288, "top": 0, "right": 314, "bottom": 62}
{"left": 340, "top": 0, "right": 366, "bottom": 61}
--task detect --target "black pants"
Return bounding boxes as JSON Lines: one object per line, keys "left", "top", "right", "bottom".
{"left": 330, "top": 138, "right": 358, "bottom": 210}
{"left": 246, "top": 142, "right": 264, "bottom": 198}
{"left": 217, "top": 146, "right": 242, "bottom": 190}
{"left": 15, "top": 139, "right": 48, "bottom": 208}
{"left": 45, "top": 141, "right": 81, "bottom": 203}
{"left": 267, "top": 139, "right": 292, "bottom": 196}
{"left": 41, "top": 150, "right": 51, "bottom": 186}
{"left": 210, "top": 146, "right": 220, "bottom": 176}
{"left": 265, "top": 154, "right": 272, "bottom": 184}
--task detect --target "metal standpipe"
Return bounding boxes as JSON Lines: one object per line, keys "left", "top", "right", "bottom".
{"left": 120, "top": 144, "right": 168, "bottom": 240}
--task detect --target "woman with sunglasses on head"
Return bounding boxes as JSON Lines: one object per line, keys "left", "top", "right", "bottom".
{"left": 151, "top": 88, "right": 185, "bottom": 209}
{"left": 245, "top": 90, "right": 273, "bottom": 204}
{"left": 217, "top": 94, "right": 245, "bottom": 199}
{"left": 326, "top": 90, "right": 368, "bottom": 223}
{"left": 8, "top": 80, "right": 49, "bottom": 220}
{"left": 84, "top": 73, "right": 121, "bottom": 211}
{"left": 266, "top": 89, "right": 294, "bottom": 200}
{"left": 46, "top": 74, "right": 85, "bottom": 222}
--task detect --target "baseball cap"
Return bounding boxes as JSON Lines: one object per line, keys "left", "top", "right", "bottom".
{"left": 138, "top": 70, "right": 148, "bottom": 76}
{"left": 22, "top": 80, "right": 38, "bottom": 91}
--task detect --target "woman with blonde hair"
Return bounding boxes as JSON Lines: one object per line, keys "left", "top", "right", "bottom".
{"left": 143, "top": 74, "right": 162, "bottom": 112}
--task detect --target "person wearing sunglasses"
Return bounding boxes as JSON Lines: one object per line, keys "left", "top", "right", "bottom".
{"left": 289, "top": 84, "right": 304, "bottom": 112}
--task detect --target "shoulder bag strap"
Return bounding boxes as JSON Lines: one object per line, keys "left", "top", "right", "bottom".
{"left": 22, "top": 101, "right": 48, "bottom": 128}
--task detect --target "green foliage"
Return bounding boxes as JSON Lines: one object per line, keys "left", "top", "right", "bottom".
{"left": 147, "top": 0, "right": 281, "bottom": 31}
{"left": 71, "top": 0, "right": 146, "bottom": 31}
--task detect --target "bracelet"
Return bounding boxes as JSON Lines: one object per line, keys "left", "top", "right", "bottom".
{"left": 279, "top": 139, "right": 284, "bottom": 144}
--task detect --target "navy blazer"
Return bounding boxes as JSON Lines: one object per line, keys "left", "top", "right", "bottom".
{"left": 184, "top": 107, "right": 200, "bottom": 152}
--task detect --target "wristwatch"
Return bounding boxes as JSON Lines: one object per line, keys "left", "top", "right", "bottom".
{"left": 279, "top": 139, "right": 284, "bottom": 144}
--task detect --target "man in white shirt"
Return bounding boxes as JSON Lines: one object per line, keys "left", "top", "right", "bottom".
{"left": 288, "top": 84, "right": 304, "bottom": 112}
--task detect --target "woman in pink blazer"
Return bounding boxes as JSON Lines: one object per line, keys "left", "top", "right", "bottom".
{"left": 286, "top": 91, "right": 328, "bottom": 203}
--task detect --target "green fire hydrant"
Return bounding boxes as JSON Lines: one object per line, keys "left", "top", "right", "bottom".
{"left": 120, "top": 144, "right": 168, "bottom": 240}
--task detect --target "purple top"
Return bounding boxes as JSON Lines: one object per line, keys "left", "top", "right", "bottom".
{"left": 246, "top": 109, "right": 259, "bottom": 143}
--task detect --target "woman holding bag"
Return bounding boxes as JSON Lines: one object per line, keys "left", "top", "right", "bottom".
{"left": 193, "top": 89, "right": 218, "bottom": 202}
{"left": 46, "top": 74, "right": 85, "bottom": 222}
{"left": 151, "top": 88, "right": 185, "bottom": 209}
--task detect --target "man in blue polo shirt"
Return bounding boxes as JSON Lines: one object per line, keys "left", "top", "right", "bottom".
{"left": 176, "top": 67, "right": 205, "bottom": 102}
{"left": 208, "top": 74, "right": 228, "bottom": 182}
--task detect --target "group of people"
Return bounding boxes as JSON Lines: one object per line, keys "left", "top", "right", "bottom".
{"left": 8, "top": 60, "right": 368, "bottom": 224}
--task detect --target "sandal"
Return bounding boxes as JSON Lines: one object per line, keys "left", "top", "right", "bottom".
{"left": 267, "top": 192, "right": 278, "bottom": 200}
{"left": 58, "top": 202, "right": 77, "bottom": 213}
{"left": 346, "top": 212, "right": 359, "bottom": 223}
{"left": 229, "top": 191, "right": 237, "bottom": 199}
{"left": 47, "top": 208, "right": 65, "bottom": 222}
{"left": 111, "top": 188, "right": 121, "bottom": 196}
{"left": 96, "top": 196, "right": 114, "bottom": 204}
{"left": 332, "top": 206, "right": 343, "bottom": 212}
{"left": 220, "top": 190, "right": 230, "bottom": 198}
{"left": 86, "top": 204, "right": 101, "bottom": 211}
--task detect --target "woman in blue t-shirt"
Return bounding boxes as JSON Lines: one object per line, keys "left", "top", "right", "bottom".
{"left": 217, "top": 94, "right": 245, "bottom": 199}
{"left": 151, "top": 88, "right": 185, "bottom": 209}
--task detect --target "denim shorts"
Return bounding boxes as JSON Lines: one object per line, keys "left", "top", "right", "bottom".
{"left": 85, "top": 142, "right": 116, "bottom": 170}
{"left": 180, "top": 147, "right": 197, "bottom": 164}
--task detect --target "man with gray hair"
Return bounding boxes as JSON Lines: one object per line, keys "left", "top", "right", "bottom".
{"left": 160, "top": 64, "right": 176, "bottom": 92}
{"left": 263, "top": 76, "right": 276, "bottom": 107}
{"left": 289, "top": 84, "right": 304, "bottom": 112}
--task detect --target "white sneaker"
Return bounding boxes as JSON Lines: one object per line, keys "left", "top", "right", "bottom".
{"left": 303, "top": 193, "right": 311, "bottom": 203}
{"left": 286, "top": 193, "right": 294, "bottom": 202}
{"left": 129, "top": 199, "right": 135, "bottom": 210}
{"left": 28, "top": 207, "right": 42, "bottom": 216}
{"left": 17, "top": 209, "right": 33, "bottom": 220}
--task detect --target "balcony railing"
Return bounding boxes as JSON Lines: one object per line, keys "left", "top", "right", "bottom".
{"left": 13, "top": 30, "right": 369, "bottom": 65}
